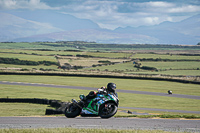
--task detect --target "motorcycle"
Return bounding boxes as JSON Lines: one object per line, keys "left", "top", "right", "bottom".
{"left": 64, "top": 92, "right": 119, "bottom": 119}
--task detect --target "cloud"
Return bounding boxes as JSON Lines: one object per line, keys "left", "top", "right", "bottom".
{"left": 0, "top": 0, "right": 16, "bottom": 9}
{"left": 147, "top": 1, "right": 174, "bottom": 7}
{"left": 0, "top": 0, "right": 59, "bottom": 10}
{"left": 168, "top": 5, "right": 200, "bottom": 13}
{"left": 59, "top": 1, "right": 177, "bottom": 29}
{"left": 1, "top": 0, "right": 200, "bottom": 29}
{"left": 63, "top": 1, "right": 200, "bottom": 29}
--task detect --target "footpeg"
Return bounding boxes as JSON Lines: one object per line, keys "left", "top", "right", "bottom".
{"left": 71, "top": 99, "right": 82, "bottom": 109}
{"left": 71, "top": 99, "right": 77, "bottom": 103}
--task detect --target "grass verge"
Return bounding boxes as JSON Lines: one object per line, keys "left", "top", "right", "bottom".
{"left": 115, "top": 114, "right": 200, "bottom": 119}
{"left": 0, "top": 128, "right": 192, "bottom": 133}
{"left": 0, "top": 103, "right": 48, "bottom": 116}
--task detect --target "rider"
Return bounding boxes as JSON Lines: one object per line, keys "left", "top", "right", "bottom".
{"left": 79, "top": 83, "right": 117, "bottom": 101}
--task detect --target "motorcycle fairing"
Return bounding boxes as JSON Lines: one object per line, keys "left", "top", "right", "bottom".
{"left": 81, "top": 94, "right": 115, "bottom": 115}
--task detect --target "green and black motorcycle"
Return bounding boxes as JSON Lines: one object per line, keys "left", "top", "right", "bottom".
{"left": 64, "top": 92, "right": 119, "bottom": 119}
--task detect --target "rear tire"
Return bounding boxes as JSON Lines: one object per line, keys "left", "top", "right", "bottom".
{"left": 99, "top": 103, "right": 117, "bottom": 119}
{"left": 64, "top": 103, "right": 81, "bottom": 118}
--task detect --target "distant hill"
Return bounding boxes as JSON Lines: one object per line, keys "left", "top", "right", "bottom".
{"left": 0, "top": 12, "right": 62, "bottom": 41}
{"left": 0, "top": 11, "right": 199, "bottom": 45}
{"left": 114, "top": 14, "right": 200, "bottom": 45}
{"left": 7, "top": 10, "right": 100, "bottom": 31}
{"left": 12, "top": 29, "right": 158, "bottom": 44}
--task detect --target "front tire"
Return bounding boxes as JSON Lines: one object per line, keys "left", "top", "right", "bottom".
{"left": 99, "top": 103, "right": 118, "bottom": 119}
{"left": 64, "top": 103, "right": 81, "bottom": 118}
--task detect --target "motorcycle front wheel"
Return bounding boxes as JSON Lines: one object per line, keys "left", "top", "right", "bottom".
{"left": 64, "top": 103, "right": 81, "bottom": 118}
{"left": 99, "top": 103, "right": 118, "bottom": 119}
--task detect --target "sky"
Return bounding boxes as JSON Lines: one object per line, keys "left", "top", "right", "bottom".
{"left": 0, "top": 0, "right": 200, "bottom": 30}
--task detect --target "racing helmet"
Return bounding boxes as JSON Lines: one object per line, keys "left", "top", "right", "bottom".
{"left": 107, "top": 83, "right": 116, "bottom": 93}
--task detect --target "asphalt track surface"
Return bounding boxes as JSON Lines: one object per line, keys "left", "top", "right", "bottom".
{"left": 0, "top": 116, "right": 200, "bottom": 132}
{"left": 1, "top": 81, "right": 200, "bottom": 114}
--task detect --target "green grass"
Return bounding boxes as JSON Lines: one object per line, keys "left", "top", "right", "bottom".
{"left": 0, "top": 128, "right": 188, "bottom": 133}
{"left": 0, "top": 103, "right": 48, "bottom": 116}
{"left": 0, "top": 74, "right": 200, "bottom": 117}
{"left": 85, "top": 52, "right": 133, "bottom": 58}
{"left": 0, "top": 42, "right": 64, "bottom": 50}
{"left": 0, "top": 75, "right": 199, "bottom": 117}
{"left": 0, "top": 53, "right": 56, "bottom": 62}
{"left": 1, "top": 48, "right": 200, "bottom": 76}
{"left": 0, "top": 75, "right": 199, "bottom": 96}
{"left": 0, "top": 49, "right": 83, "bottom": 56}
{"left": 59, "top": 57, "right": 128, "bottom": 67}
{"left": 0, "top": 64, "right": 58, "bottom": 70}
{"left": 1, "top": 84, "right": 199, "bottom": 112}
{"left": 0, "top": 84, "right": 88, "bottom": 101}
{"left": 0, "top": 51, "right": 59, "bottom": 70}
{"left": 1, "top": 42, "right": 200, "bottom": 51}
{"left": 133, "top": 53, "right": 200, "bottom": 60}
{"left": 0, "top": 42, "right": 35, "bottom": 49}
{"left": 84, "top": 61, "right": 200, "bottom": 76}
{"left": 84, "top": 61, "right": 137, "bottom": 71}
{"left": 118, "top": 92, "right": 200, "bottom": 111}
{"left": 0, "top": 43, "right": 200, "bottom": 120}
{"left": 116, "top": 112, "right": 200, "bottom": 119}
{"left": 126, "top": 70, "right": 200, "bottom": 76}
{"left": 141, "top": 61, "right": 200, "bottom": 70}
{"left": 117, "top": 108, "right": 200, "bottom": 118}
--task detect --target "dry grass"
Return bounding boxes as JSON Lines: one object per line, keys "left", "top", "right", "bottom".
{"left": 0, "top": 128, "right": 188, "bottom": 133}
{"left": 57, "top": 56, "right": 130, "bottom": 67}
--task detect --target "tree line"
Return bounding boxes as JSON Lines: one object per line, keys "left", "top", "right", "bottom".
{"left": 0, "top": 57, "right": 58, "bottom": 66}
{"left": 35, "top": 42, "right": 200, "bottom": 49}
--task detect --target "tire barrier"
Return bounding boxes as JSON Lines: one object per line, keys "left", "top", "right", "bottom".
{"left": 0, "top": 98, "right": 70, "bottom": 115}
{"left": 45, "top": 109, "right": 63, "bottom": 115}
{"left": 45, "top": 102, "right": 70, "bottom": 115}
{"left": 0, "top": 98, "right": 50, "bottom": 104}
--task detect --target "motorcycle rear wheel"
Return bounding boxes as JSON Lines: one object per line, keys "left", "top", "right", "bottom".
{"left": 99, "top": 103, "right": 117, "bottom": 119}
{"left": 64, "top": 103, "right": 81, "bottom": 118}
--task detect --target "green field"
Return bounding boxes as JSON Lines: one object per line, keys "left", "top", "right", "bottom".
{"left": 85, "top": 52, "right": 133, "bottom": 58}
{"left": 1, "top": 43, "right": 200, "bottom": 77}
{"left": 1, "top": 75, "right": 200, "bottom": 96}
{"left": 0, "top": 49, "right": 82, "bottom": 56}
{"left": 0, "top": 103, "right": 47, "bottom": 116}
{"left": 1, "top": 42, "right": 200, "bottom": 51}
{"left": 0, "top": 75, "right": 199, "bottom": 117}
{"left": 1, "top": 84, "right": 199, "bottom": 112}
{"left": 132, "top": 53, "right": 200, "bottom": 60}
{"left": 0, "top": 63, "right": 58, "bottom": 70}
{"left": 0, "top": 42, "right": 200, "bottom": 118}
{"left": 0, "top": 53, "right": 56, "bottom": 62}
{"left": 140, "top": 61, "right": 200, "bottom": 70}
{"left": 89, "top": 61, "right": 200, "bottom": 70}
